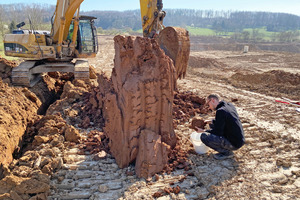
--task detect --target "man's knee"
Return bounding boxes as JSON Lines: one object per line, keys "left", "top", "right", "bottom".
{"left": 200, "top": 132, "right": 209, "bottom": 144}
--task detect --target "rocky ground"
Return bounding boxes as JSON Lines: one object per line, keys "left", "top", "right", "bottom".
{"left": 0, "top": 35, "right": 299, "bottom": 200}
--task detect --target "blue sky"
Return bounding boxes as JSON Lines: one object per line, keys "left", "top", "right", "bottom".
{"left": 1, "top": 0, "right": 300, "bottom": 16}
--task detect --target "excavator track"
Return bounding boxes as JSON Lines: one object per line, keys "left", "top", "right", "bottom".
{"left": 158, "top": 27, "right": 190, "bottom": 79}
{"left": 12, "top": 59, "right": 90, "bottom": 87}
{"left": 12, "top": 61, "right": 40, "bottom": 87}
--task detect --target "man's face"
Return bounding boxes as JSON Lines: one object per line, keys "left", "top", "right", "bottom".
{"left": 206, "top": 98, "right": 217, "bottom": 110}
{"left": 206, "top": 98, "right": 213, "bottom": 110}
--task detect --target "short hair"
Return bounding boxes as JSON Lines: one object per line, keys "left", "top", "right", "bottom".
{"left": 207, "top": 94, "right": 220, "bottom": 101}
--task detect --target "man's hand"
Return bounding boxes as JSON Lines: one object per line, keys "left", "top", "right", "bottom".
{"left": 204, "top": 119, "right": 212, "bottom": 124}
{"left": 195, "top": 126, "right": 205, "bottom": 133}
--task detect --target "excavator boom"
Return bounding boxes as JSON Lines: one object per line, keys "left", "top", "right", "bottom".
{"left": 140, "top": 0, "right": 190, "bottom": 79}
{"left": 51, "top": 0, "right": 83, "bottom": 43}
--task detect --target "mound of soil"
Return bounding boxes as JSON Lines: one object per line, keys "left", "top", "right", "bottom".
{"left": 230, "top": 70, "right": 300, "bottom": 100}
{"left": 189, "top": 56, "right": 227, "bottom": 69}
{"left": 0, "top": 80, "right": 41, "bottom": 169}
{"left": 173, "top": 90, "right": 208, "bottom": 126}
{"left": 0, "top": 56, "right": 17, "bottom": 84}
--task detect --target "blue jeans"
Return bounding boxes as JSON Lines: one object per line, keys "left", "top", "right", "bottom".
{"left": 200, "top": 132, "right": 237, "bottom": 153}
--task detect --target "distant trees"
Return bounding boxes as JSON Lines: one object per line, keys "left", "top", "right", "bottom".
{"left": 0, "top": 3, "right": 299, "bottom": 43}
{"left": 9, "top": 21, "right": 16, "bottom": 33}
{"left": 230, "top": 29, "right": 300, "bottom": 43}
{"left": 0, "top": 3, "right": 54, "bottom": 33}
{"left": 276, "top": 31, "right": 300, "bottom": 42}
{"left": 83, "top": 10, "right": 141, "bottom": 31}
{"left": 25, "top": 4, "right": 46, "bottom": 30}
{"left": 0, "top": 5, "right": 6, "bottom": 37}
{"left": 160, "top": 10, "right": 300, "bottom": 33}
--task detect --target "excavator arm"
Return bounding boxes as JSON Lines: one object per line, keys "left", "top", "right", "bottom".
{"left": 51, "top": 0, "right": 84, "bottom": 55}
{"left": 140, "top": 0, "right": 165, "bottom": 38}
{"left": 139, "top": 0, "right": 190, "bottom": 79}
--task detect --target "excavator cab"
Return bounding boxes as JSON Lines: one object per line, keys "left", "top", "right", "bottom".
{"left": 67, "top": 16, "right": 98, "bottom": 58}
{"left": 74, "top": 16, "right": 98, "bottom": 57}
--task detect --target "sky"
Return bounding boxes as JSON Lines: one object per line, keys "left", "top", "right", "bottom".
{"left": 1, "top": 0, "right": 300, "bottom": 16}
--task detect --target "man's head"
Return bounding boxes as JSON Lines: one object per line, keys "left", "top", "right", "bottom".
{"left": 206, "top": 94, "right": 220, "bottom": 110}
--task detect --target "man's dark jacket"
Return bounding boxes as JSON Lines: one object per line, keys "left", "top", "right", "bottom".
{"left": 207, "top": 101, "right": 245, "bottom": 148}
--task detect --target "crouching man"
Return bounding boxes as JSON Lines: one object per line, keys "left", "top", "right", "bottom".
{"left": 197, "top": 94, "right": 245, "bottom": 160}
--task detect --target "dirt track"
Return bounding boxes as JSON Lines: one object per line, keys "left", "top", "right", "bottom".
{"left": 0, "top": 35, "right": 299, "bottom": 199}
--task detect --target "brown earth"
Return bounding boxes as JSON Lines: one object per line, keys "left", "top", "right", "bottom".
{"left": 93, "top": 36, "right": 300, "bottom": 199}
{"left": 104, "top": 36, "right": 176, "bottom": 178}
{"left": 0, "top": 81, "right": 40, "bottom": 167}
{"left": 0, "top": 57, "right": 17, "bottom": 84}
{"left": 0, "top": 35, "right": 300, "bottom": 199}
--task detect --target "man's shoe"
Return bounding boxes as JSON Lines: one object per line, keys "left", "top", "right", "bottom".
{"left": 213, "top": 151, "right": 234, "bottom": 160}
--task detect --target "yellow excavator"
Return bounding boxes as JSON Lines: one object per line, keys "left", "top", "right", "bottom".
{"left": 3, "top": 0, "right": 190, "bottom": 87}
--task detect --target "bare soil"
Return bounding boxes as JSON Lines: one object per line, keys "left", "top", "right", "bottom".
{"left": 88, "top": 35, "right": 300, "bottom": 199}
{"left": 0, "top": 35, "right": 299, "bottom": 199}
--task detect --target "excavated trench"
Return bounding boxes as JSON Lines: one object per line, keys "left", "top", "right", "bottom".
{"left": 0, "top": 36, "right": 208, "bottom": 199}
{"left": 12, "top": 72, "right": 76, "bottom": 159}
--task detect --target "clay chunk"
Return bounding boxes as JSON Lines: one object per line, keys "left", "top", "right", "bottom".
{"left": 103, "top": 36, "right": 177, "bottom": 178}
{"left": 190, "top": 116, "right": 206, "bottom": 130}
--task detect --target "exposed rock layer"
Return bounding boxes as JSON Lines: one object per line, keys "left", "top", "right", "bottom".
{"left": 103, "top": 36, "right": 176, "bottom": 178}
{"left": 0, "top": 57, "right": 17, "bottom": 84}
{"left": 0, "top": 81, "right": 40, "bottom": 168}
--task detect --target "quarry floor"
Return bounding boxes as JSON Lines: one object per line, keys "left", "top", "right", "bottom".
{"left": 73, "top": 36, "right": 300, "bottom": 199}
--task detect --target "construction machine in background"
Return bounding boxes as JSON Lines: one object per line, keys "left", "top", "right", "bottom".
{"left": 3, "top": 0, "right": 190, "bottom": 87}
{"left": 140, "top": 0, "right": 190, "bottom": 79}
{"left": 4, "top": 0, "right": 97, "bottom": 87}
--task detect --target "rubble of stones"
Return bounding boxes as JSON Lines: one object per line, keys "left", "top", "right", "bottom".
{"left": 0, "top": 57, "right": 17, "bottom": 84}
{"left": 0, "top": 55, "right": 212, "bottom": 199}
{"left": 173, "top": 90, "right": 208, "bottom": 126}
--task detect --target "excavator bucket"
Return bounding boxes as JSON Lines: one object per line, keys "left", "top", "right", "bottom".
{"left": 158, "top": 27, "right": 190, "bottom": 79}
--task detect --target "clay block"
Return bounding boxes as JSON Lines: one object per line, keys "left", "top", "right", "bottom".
{"left": 190, "top": 117, "right": 206, "bottom": 130}
{"left": 0, "top": 81, "right": 40, "bottom": 168}
{"left": 103, "top": 36, "right": 176, "bottom": 178}
{"left": 135, "top": 130, "right": 170, "bottom": 178}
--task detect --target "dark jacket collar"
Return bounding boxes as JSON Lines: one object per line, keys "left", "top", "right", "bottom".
{"left": 216, "top": 100, "right": 225, "bottom": 110}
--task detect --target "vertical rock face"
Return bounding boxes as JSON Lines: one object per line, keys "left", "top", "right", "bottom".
{"left": 103, "top": 36, "right": 176, "bottom": 178}
{"left": 135, "top": 130, "right": 170, "bottom": 178}
{"left": 0, "top": 81, "right": 40, "bottom": 169}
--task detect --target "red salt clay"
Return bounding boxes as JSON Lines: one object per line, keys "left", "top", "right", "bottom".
{"left": 103, "top": 36, "right": 176, "bottom": 178}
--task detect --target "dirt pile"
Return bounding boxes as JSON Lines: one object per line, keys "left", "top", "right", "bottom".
{"left": 78, "top": 130, "right": 109, "bottom": 156}
{"left": 102, "top": 36, "right": 176, "bottom": 178}
{"left": 230, "top": 70, "right": 300, "bottom": 100}
{"left": 173, "top": 91, "right": 208, "bottom": 126}
{"left": 189, "top": 56, "right": 227, "bottom": 69}
{"left": 0, "top": 113, "right": 85, "bottom": 199}
{"left": 0, "top": 81, "right": 41, "bottom": 170}
{"left": 0, "top": 56, "right": 97, "bottom": 198}
{"left": 0, "top": 57, "right": 17, "bottom": 84}
{"left": 0, "top": 80, "right": 51, "bottom": 199}
{"left": 0, "top": 174, "right": 50, "bottom": 200}
{"left": 46, "top": 80, "right": 90, "bottom": 118}
{"left": 19, "top": 114, "right": 74, "bottom": 175}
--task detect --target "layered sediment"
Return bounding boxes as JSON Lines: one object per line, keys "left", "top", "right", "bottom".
{"left": 103, "top": 36, "right": 177, "bottom": 178}
{"left": 0, "top": 81, "right": 41, "bottom": 169}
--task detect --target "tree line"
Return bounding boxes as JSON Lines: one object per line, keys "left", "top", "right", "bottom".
{"left": 82, "top": 9, "right": 300, "bottom": 32}
{"left": 1, "top": 3, "right": 300, "bottom": 39}
{"left": 0, "top": 4, "right": 54, "bottom": 36}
